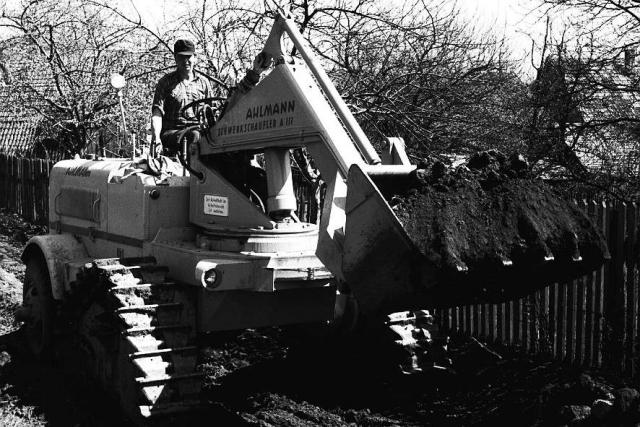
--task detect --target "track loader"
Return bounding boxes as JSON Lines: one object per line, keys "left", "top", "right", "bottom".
{"left": 15, "top": 12, "right": 608, "bottom": 423}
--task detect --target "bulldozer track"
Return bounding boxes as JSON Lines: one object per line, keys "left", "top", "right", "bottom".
{"left": 77, "top": 257, "right": 204, "bottom": 423}
{"left": 54, "top": 257, "right": 445, "bottom": 425}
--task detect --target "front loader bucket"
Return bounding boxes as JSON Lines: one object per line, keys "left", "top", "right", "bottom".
{"left": 342, "top": 165, "right": 438, "bottom": 314}
{"left": 342, "top": 164, "right": 610, "bottom": 315}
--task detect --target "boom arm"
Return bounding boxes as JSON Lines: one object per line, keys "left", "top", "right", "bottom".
{"left": 193, "top": 12, "right": 416, "bottom": 299}
{"left": 261, "top": 13, "right": 381, "bottom": 166}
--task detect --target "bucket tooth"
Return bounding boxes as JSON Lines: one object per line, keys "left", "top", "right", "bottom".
{"left": 497, "top": 254, "right": 513, "bottom": 267}
{"left": 536, "top": 241, "right": 553, "bottom": 263}
{"left": 543, "top": 247, "right": 555, "bottom": 263}
{"left": 455, "top": 262, "right": 469, "bottom": 273}
{"left": 516, "top": 216, "right": 558, "bottom": 264}
{"left": 443, "top": 250, "right": 468, "bottom": 273}
{"left": 569, "top": 232, "right": 582, "bottom": 262}
{"left": 437, "top": 232, "right": 468, "bottom": 274}
{"left": 519, "top": 239, "right": 554, "bottom": 265}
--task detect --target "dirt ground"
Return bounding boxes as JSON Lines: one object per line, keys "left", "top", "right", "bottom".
{"left": 0, "top": 209, "right": 637, "bottom": 426}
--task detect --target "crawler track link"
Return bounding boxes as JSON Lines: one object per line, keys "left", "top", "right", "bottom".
{"left": 82, "top": 257, "right": 203, "bottom": 422}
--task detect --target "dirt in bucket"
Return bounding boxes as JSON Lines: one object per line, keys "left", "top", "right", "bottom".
{"left": 390, "top": 150, "right": 609, "bottom": 305}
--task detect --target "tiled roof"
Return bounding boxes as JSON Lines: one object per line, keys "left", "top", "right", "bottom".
{"left": 0, "top": 80, "right": 45, "bottom": 155}
{"left": 0, "top": 117, "right": 39, "bottom": 156}
{"left": 0, "top": 44, "right": 53, "bottom": 155}
{"left": 0, "top": 45, "right": 160, "bottom": 157}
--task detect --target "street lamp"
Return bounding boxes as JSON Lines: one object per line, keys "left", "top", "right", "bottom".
{"left": 109, "top": 73, "right": 133, "bottom": 158}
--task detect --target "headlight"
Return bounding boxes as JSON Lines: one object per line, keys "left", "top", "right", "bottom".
{"left": 203, "top": 268, "right": 220, "bottom": 288}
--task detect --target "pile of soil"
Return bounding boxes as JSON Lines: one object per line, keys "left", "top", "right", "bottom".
{"left": 391, "top": 150, "right": 609, "bottom": 305}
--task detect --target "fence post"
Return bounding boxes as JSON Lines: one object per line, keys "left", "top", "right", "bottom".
{"left": 624, "top": 202, "right": 638, "bottom": 378}
{"left": 605, "top": 201, "right": 627, "bottom": 372}
{"left": 0, "top": 154, "right": 6, "bottom": 209}
{"left": 43, "top": 159, "right": 52, "bottom": 226}
{"left": 11, "top": 156, "right": 17, "bottom": 213}
{"left": 549, "top": 282, "right": 558, "bottom": 358}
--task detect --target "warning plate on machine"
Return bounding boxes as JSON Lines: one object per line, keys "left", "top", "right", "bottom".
{"left": 204, "top": 195, "right": 228, "bottom": 216}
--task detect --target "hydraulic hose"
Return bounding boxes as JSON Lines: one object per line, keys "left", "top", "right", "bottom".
{"left": 177, "top": 125, "right": 204, "bottom": 180}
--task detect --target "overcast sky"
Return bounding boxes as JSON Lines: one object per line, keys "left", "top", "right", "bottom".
{"left": 2, "top": 0, "right": 555, "bottom": 53}
{"left": 122, "top": 0, "right": 550, "bottom": 70}
{"left": 459, "top": 0, "right": 537, "bottom": 52}
{"left": 2, "top": 0, "right": 568, "bottom": 78}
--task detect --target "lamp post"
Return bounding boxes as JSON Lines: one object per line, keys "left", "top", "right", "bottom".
{"left": 110, "top": 73, "right": 133, "bottom": 159}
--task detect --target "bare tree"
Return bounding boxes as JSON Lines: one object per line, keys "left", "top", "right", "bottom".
{"left": 527, "top": 3, "right": 640, "bottom": 199}
{"left": 0, "top": 0, "right": 167, "bottom": 155}
{"left": 164, "top": 0, "right": 527, "bottom": 159}
{"left": 540, "top": 0, "right": 640, "bottom": 48}
{"left": 0, "top": 0, "right": 526, "bottom": 163}
{"left": 280, "top": 0, "right": 526, "bottom": 158}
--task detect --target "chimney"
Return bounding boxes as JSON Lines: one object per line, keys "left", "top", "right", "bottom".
{"left": 624, "top": 48, "right": 636, "bottom": 73}
{"left": 0, "top": 49, "right": 11, "bottom": 85}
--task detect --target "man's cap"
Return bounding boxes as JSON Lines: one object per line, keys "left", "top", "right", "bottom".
{"left": 174, "top": 39, "right": 195, "bottom": 56}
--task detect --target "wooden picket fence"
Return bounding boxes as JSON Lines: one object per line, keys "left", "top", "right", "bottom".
{"left": 1, "top": 153, "right": 639, "bottom": 374}
{"left": 0, "top": 154, "right": 317, "bottom": 227}
{"left": 437, "top": 200, "right": 640, "bottom": 376}
{"left": 0, "top": 154, "right": 54, "bottom": 225}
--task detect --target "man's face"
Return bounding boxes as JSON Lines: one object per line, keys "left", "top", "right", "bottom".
{"left": 175, "top": 53, "right": 197, "bottom": 74}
